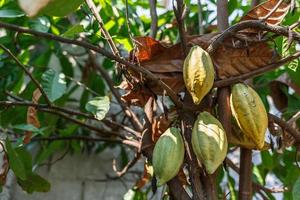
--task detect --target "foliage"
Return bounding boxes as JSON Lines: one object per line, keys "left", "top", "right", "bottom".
{"left": 0, "top": 0, "right": 299, "bottom": 199}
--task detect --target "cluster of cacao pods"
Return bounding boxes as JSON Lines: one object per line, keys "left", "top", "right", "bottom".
{"left": 152, "top": 46, "right": 268, "bottom": 185}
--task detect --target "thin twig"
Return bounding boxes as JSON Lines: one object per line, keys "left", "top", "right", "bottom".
{"left": 268, "top": 113, "right": 300, "bottom": 142}
{"left": 206, "top": 20, "right": 300, "bottom": 54}
{"left": 0, "top": 100, "right": 128, "bottom": 139}
{"left": 84, "top": 0, "right": 120, "bottom": 57}
{"left": 89, "top": 53, "right": 143, "bottom": 132}
{"left": 226, "top": 158, "right": 287, "bottom": 194}
{"left": 112, "top": 152, "right": 141, "bottom": 177}
{"left": 0, "top": 44, "right": 52, "bottom": 106}
{"left": 32, "top": 135, "right": 139, "bottom": 148}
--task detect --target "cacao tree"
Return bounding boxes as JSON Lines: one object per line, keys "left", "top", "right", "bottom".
{"left": 0, "top": 0, "right": 299, "bottom": 199}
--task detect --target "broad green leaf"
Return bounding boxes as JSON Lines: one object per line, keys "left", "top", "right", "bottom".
{"left": 293, "top": 176, "right": 300, "bottom": 200}
{"left": 41, "top": 0, "right": 83, "bottom": 17}
{"left": 5, "top": 138, "right": 27, "bottom": 180}
{"left": 41, "top": 69, "right": 66, "bottom": 102}
{"left": 18, "top": 0, "right": 83, "bottom": 17}
{"left": 17, "top": 173, "right": 51, "bottom": 193}
{"left": 0, "top": 9, "right": 24, "bottom": 18}
{"left": 29, "top": 17, "right": 50, "bottom": 32}
{"left": 85, "top": 96, "right": 110, "bottom": 121}
{"left": 15, "top": 147, "right": 33, "bottom": 172}
{"left": 13, "top": 124, "right": 43, "bottom": 134}
{"left": 61, "top": 24, "right": 85, "bottom": 39}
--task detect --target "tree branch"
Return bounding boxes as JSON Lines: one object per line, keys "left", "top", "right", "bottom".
{"left": 0, "top": 43, "right": 52, "bottom": 106}
{"left": 207, "top": 20, "right": 300, "bottom": 54}
{"left": 32, "top": 135, "right": 139, "bottom": 148}
{"left": 89, "top": 53, "right": 143, "bottom": 132}
{"left": 268, "top": 113, "right": 300, "bottom": 142}
{"left": 0, "top": 21, "right": 183, "bottom": 108}
{"left": 149, "top": 0, "right": 158, "bottom": 38}
{"left": 0, "top": 100, "right": 134, "bottom": 141}
{"left": 85, "top": 0, "right": 120, "bottom": 57}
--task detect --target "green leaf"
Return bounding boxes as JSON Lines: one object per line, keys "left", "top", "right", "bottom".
{"left": 293, "top": 176, "right": 300, "bottom": 200}
{"left": 41, "top": 69, "right": 66, "bottom": 102}
{"left": 5, "top": 138, "right": 27, "bottom": 180}
{"left": 13, "top": 124, "right": 43, "bottom": 134}
{"left": 15, "top": 147, "right": 33, "bottom": 172}
{"left": 18, "top": 0, "right": 83, "bottom": 17}
{"left": 123, "top": 189, "right": 147, "bottom": 200}
{"left": 41, "top": 0, "right": 84, "bottom": 17}
{"left": 253, "top": 166, "right": 264, "bottom": 185}
{"left": 0, "top": 9, "right": 24, "bottom": 18}
{"left": 29, "top": 17, "right": 50, "bottom": 33}
{"left": 85, "top": 96, "right": 110, "bottom": 120}
{"left": 17, "top": 173, "right": 51, "bottom": 194}
{"left": 61, "top": 24, "right": 85, "bottom": 39}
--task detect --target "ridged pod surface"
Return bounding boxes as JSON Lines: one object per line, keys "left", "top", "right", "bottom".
{"left": 230, "top": 83, "right": 268, "bottom": 149}
{"left": 192, "top": 112, "right": 228, "bottom": 174}
{"left": 152, "top": 127, "right": 184, "bottom": 186}
{"left": 183, "top": 46, "right": 215, "bottom": 105}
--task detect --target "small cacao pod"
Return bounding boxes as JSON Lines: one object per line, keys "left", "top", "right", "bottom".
{"left": 183, "top": 46, "right": 215, "bottom": 105}
{"left": 230, "top": 83, "right": 268, "bottom": 150}
{"left": 192, "top": 112, "right": 228, "bottom": 174}
{"left": 152, "top": 127, "right": 184, "bottom": 186}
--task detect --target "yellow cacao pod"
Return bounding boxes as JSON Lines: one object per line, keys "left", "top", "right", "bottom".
{"left": 152, "top": 127, "right": 184, "bottom": 186}
{"left": 228, "top": 120, "right": 270, "bottom": 150}
{"left": 183, "top": 46, "right": 215, "bottom": 105}
{"left": 192, "top": 112, "right": 228, "bottom": 174}
{"left": 230, "top": 83, "right": 268, "bottom": 150}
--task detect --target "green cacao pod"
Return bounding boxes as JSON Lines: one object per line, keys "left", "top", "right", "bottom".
{"left": 152, "top": 127, "right": 184, "bottom": 186}
{"left": 183, "top": 46, "right": 215, "bottom": 105}
{"left": 230, "top": 83, "right": 268, "bottom": 150}
{"left": 192, "top": 112, "right": 228, "bottom": 174}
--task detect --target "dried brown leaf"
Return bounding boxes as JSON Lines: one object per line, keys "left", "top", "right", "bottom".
{"left": 240, "top": 0, "right": 290, "bottom": 33}
{"left": 0, "top": 154, "right": 9, "bottom": 185}
{"left": 213, "top": 41, "right": 278, "bottom": 79}
{"left": 135, "top": 163, "right": 153, "bottom": 189}
{"left": 24, "top": 89, "right": 41, "bottom": 144}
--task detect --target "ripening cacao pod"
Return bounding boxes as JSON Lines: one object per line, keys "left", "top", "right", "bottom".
{"left": 230, "top": 83, "right": 268, "bottom": 150}
{"left": 152, "top": 127, "right": 184, "bottom": 186}
{"left": 192, "top": 112, "right": 228, "bottom": 174}
{"left": 183, "top": 46, "right": 215, "bottom": 105}
{"left": 228, "top": 120, "right": 270, "bottom": 150}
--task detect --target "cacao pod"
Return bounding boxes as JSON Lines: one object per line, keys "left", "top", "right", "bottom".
{"left": 183, "top": 46, "right": 215, "bottom": 105}
{"left": 152, "top": 127, "right": 184, "bottom": 186}
{"left": 228, "top": 120, "right": 270, "bottom": 150}
{"left": 192, "top": 112, "right": 228, "bottom": 174}
{"left": 230, "top": 83, "right": 268, "bottom": 150}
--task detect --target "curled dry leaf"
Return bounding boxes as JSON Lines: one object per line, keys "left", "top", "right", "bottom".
{"left": 0, "top": 154, "right": 9, "bottom": 185}
{"left": 240, "top": 0, "right": 290, "bottom": 33}
{"left": 135, "top": 163, "right": 153, "bottom": 189}
{"left": 24, "top": 89, "right": 42, "bottom": 144}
